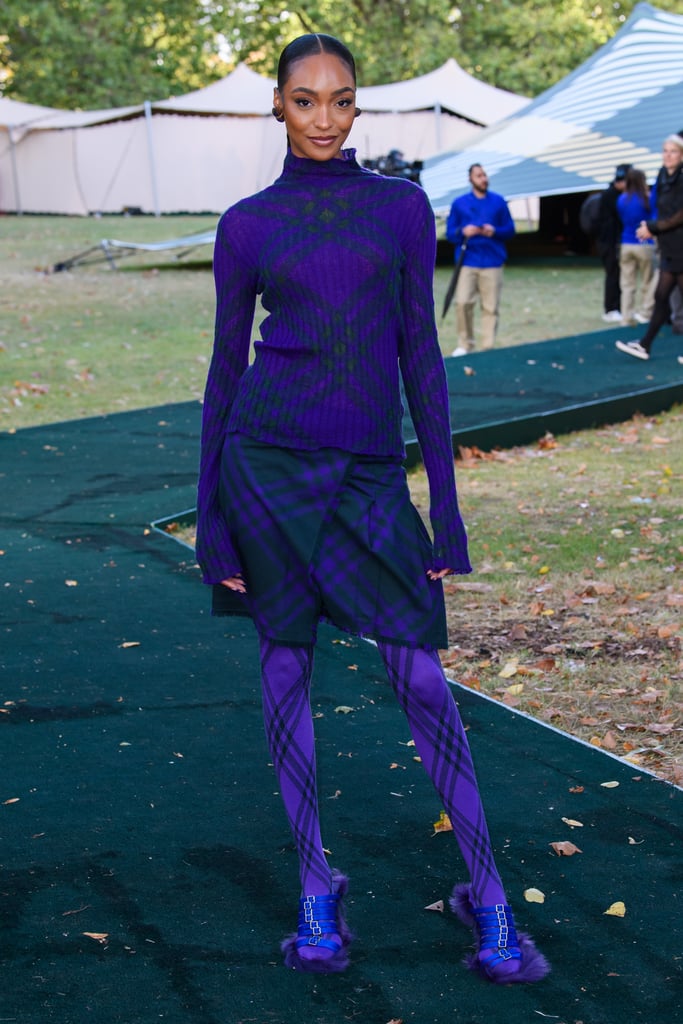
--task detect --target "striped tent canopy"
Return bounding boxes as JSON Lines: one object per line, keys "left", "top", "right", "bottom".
{"left": 422, "top": 2, "right": 683, "bottom": 212}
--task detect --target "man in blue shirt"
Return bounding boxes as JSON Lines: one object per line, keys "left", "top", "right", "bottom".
{"left": 446, "top": 164, "right": 515, "bottom": 355}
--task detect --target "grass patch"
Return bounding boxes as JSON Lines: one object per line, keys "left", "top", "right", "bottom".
{"left": 2, "top": 215, "right": 681, "bottom": 784}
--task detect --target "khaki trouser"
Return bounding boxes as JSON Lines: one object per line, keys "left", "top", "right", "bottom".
{"left": 619, "top": 243, "right": 656, "bottom": 322}
{"left": 455, "top": 265, "right": 504, "bottom": 350}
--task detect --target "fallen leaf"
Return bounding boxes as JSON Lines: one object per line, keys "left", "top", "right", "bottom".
{"left": 628, "top": 836, "right": 645, "bottom": 845}
{"left": 524, "top": 887, "right": 545, "bottom": 903}
{"left": 499, "top": 660, "right": 519, "bottom": 678}
{"left": 505, "top": 682, "right": 525, "bottom": 696}
{"left": 562, "top": 817, "right": 584, "bottom": 828}
{"left": 424, "top": 900, "right": 444, "bottom": 913}
{"left": 334, "top": 705, "right": 355, "bottom": 714}
{"left": 600, "top": 781, "right": 619, "bottom": 788}
{"left": 65, "top": 579, "right": 78, "bottom": 587}
{"left": 3, "top": 797, "right": 20, "bottom": 805}
{"left": 568, "top": 785, "right": 585, "bottom": 794}
{"left": 604, "top": 901, "right": 626, "bottom": 917}
{"left": 83, "top": 932, "right": 109, "bottom": 943}
{"left": 120, "top": 641, "right": 140, "bottom": 649}
{"left": 433, "top": 811, "right": 453, "bottom": 835}
{"left": 549, "top": 841, "right": 582, "bottom": 856}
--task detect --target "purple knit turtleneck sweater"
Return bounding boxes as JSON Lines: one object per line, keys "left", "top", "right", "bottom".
{"left": 196, "top": 148, "right": 471, "bottom": 584}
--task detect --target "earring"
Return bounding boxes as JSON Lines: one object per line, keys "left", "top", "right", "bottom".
{"left": 272, "top": 107, "right": 285, "bottom": 122}
{"left": 354, "top": 108, "right": 362, "bottom": 119}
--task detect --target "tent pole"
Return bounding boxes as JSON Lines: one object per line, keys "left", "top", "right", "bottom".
{"left": 8, "top": 127, "right": 23, "bottom": 215}
{"left": 144, "top": 100, "right": 161, "bottom": 217}
{"left": 434, "top": 102, "right": 442, "bottom": 153}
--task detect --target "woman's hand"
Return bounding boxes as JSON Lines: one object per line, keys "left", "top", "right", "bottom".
{"left": 636, "top": 220, "right": 653, "bottom": 241}
{"left": 221, "top": 575, "right": 247, "bottom": 594}
{"left": 427, "top": 568, "right": 452, "bottom": 581}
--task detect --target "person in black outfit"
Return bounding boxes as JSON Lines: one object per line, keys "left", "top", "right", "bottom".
{"left": 597, "top": 163, "right": 631, "bottom": 321}
{"left": 616, "top": 132, "right": 683, "bottom": 361}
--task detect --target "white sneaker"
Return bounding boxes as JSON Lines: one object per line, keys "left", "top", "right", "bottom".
{"left": 633, "top": 312, "right": 649, "bottom": 324}
{"left": 602, "top": 310, "right": 622, "bottom": 323}
{"left": 615, "top": 340, "right": 649, "bottom": 360}
{"left": 451, "top": 346, "right": 469, "bottom": 357}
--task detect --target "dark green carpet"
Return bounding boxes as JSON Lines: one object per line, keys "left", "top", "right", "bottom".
{"left": 1, "top": 383, "right": 681, "bottom": 1023}
{"left": 405, "top": 324, "right": 683, "bottom": 462}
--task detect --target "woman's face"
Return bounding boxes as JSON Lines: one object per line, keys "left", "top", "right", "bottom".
{"left": 274, "top": 52, "right": 357, "bottom": 161}
{"left": 662, "top": 141, "right": 683, "bottom": 174}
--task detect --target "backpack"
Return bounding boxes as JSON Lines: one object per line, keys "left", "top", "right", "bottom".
{"left": 579, "top": 192, "right": 603, "bottom": 236}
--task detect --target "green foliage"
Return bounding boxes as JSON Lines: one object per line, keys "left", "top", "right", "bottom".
{"left": 0, "top": 0, "right": 226, "bottom": 108}
{"left": 2, "top": 0, "right": 683, "bottom": 107}
{"left": 451, "top": 0, "right": 683, "bottom": 96}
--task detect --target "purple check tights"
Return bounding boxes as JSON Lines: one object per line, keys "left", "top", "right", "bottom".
{"left": 259, "top": 637, "right": 506, "bottom": 907}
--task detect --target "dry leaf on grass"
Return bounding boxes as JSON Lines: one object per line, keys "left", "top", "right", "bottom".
{"left": 83, "top": 932, "right": 109, "bottom": 943}
{"left": 524, "top": 888, "right": 545, "bottom": 903}
{"left": 562, "top": 817, "right": 584, "bottom": 828}
{"left": 600, "top": 781, "right": 619, "bottom": 788}
{"left": 604, "top": 901, "right": 626, "bottom": 917}
{"left": 334, "top": 705, "right": 354, "bottom": 714}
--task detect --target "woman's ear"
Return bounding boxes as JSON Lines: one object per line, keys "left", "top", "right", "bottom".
{"left": 272, "top": 88, "right": 285, "bottom": 122}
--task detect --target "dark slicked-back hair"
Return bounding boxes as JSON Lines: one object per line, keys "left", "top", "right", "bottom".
{"left": 277, "top": 34, "right": 356, "bottom": 90}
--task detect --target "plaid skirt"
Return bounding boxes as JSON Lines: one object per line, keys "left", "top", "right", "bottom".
{"left": 212, "top": 433, "right": 448, "bottom": 649}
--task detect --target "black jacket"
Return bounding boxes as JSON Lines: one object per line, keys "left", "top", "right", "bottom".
{"left": 647, "top": 164, "right": 683, "bottom": 262}
{"left": 596, "top": 183, "right": 621, "bottom": 249}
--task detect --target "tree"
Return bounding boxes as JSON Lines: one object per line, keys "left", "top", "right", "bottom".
{"left": 0, "top": 0, "right": 226, "bottom": 108}
{"left": 2, "top": 0, "right": 682, "bottom": 109}
{"left": 213, "top": 0, "right": 683, "bottom": 95}
{"left": 214, "top": 1, "right": 461, "bottom": 85}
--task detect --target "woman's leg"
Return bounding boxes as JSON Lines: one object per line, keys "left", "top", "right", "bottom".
{"left": 640, "top": 269, "right": 683, "bottom": 350}
{"left": 259, "top": 637, "right": 330, "bottom": 896}
{"left": 378, "top": 642, "right": 550, "bottom": 983}
{"left": 377, "top": 642, "right": 504, "bottom": 906}
{"left": 259, "top": 637, "right": 351, "bottom": 971}
{"left": 619, "top": 246, "right": 637, "bottom": 323}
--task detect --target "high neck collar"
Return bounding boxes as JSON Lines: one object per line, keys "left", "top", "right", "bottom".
{"left": 282, "top": 148, "right": 362, "bottom": 177}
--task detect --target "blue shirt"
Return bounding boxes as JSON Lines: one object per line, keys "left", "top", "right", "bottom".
{"left": 446, "top": 189, "right": 515, "bottom": 267}
{"left": 617, "top": 191, "right": 655, "bottom": 246}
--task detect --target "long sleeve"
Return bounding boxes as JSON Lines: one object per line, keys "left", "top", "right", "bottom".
{"left": 398, "top": 188, "right": 472, "bottom": 574}
{"left": 195, "top": 213, "right": 258, "bottom": 583}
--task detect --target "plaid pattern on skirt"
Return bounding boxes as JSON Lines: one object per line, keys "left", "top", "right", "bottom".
{"left": 212, "top": 433, "right": 448, "bottom": 649}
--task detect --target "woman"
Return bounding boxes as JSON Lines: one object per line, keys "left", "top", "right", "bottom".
{"left": 615, "top": 167, "right": 656, "bottom": 326}
{"left": 616, "top": 132, "right": 683, "bottom": 360}
{"left": 196, "top": 33, "right": 548, "bottom": 983}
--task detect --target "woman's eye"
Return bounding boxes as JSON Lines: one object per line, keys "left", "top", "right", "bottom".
{"left": 295, "top": 98, "right": 312, "bottom": 108}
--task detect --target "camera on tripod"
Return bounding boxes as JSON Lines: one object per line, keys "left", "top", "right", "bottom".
{"left": 362, "top": 149, "right": 423, "bottom": 184}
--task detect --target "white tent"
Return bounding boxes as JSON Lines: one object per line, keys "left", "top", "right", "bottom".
{"left": 422, "top": 2, "right": 683, "bottom": 212}
{"left": 0, "top": 60, "right": 527, "bottom": 216}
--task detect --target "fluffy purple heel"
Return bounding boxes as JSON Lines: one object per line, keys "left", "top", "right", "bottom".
{"left": 281, "top": 870, "right": 353, "bottom": 974}
{"left": 450, "top": 883, "right": 550, "bottom": 984}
